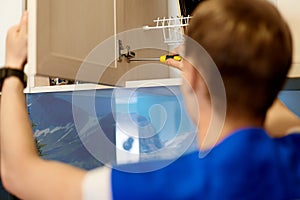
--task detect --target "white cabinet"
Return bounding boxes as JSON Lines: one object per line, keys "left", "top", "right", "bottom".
{"left": 276, "top": 0, "right": 300, "bottom": 77}
{"left": 27, "top": 0, "right": 172, "bottom": 87}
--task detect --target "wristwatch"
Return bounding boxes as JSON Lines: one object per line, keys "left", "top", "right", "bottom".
{"left": 0, "top": 67, "right": 27, "bottom": 91}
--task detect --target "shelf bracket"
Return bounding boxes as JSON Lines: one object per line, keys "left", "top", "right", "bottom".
{"left": 118, "top": 40, "right": 136, "bottom": 63}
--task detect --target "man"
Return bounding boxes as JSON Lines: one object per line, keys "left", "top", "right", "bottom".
{"left": 1, "top": 0, "right": 300, "bottom": 199}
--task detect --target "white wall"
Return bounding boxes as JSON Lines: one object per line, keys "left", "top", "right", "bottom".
{"left": 0, "top": 0, "right": 22, "bottom": 66}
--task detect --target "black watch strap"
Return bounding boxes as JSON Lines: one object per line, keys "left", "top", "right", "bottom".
{"left": 0, "top": 68, "right": 27, "bottom": 91}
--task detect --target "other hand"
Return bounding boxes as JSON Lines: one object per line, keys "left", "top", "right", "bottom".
{"left": 164, "top": 45, "right": 185, "bottom": 71}
{"left": 5, "top": 12, "right": 28, "bottom": 70}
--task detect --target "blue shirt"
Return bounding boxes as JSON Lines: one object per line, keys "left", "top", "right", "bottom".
{"left": 112, "top": 128, "right": 300, "bottom": 199}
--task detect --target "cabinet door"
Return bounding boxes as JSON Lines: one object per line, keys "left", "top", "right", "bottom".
{"left": 28, "top": 0, "right": 116, "bottom": 84}
{"left": 277, "top": 0, "right": 300, "bottom": 77}
{"left": 99, "top": 0, "right": 171, "bottom": 86}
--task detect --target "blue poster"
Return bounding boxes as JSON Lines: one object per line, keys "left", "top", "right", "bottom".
{"left": 26, "top": 86, "right": 197, "bottom": 168}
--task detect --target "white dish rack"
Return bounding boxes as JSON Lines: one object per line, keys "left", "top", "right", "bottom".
{"left": 143, "top": 16, "right": 192, "bottom": 45}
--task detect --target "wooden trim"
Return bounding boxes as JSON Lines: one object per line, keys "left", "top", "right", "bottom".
{"left": 22, "top": 0, "right": 28, "bottom": 11}
{"left": 277, "top": 0, "right": 300, "bottom": 78}
{"left": 27, "top": 0, "right": 38, "bottom": 89}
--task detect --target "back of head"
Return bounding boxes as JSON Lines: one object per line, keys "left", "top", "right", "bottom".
{"left": 186, "top": 0, "right": 292, "bottom": 119}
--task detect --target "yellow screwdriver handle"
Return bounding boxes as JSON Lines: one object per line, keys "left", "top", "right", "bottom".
{"left": 160, "top": 55, "right": 182, "bottom": 63}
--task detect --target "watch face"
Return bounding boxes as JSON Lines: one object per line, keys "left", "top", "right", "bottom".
{"left": 179, "top": 0, "right": 204, "bottom": 16}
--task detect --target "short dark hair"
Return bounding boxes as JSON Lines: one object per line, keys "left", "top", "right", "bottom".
{"left": 187, "top": 0, "right": 293, "bottom": 118}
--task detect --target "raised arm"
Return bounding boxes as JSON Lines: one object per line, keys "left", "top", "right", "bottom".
{"left": 0, "top": 12, "right": 87, "bottom": 200}
{"left": 265, "top": 99, "right": 300, "bottom": 137}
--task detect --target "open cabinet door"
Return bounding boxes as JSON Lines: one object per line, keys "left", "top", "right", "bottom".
{"left": 27, "top": 0, "right": 116, "bottom": 85}
{"left": 27, "top": 0, "right": 182, "bottom": 87}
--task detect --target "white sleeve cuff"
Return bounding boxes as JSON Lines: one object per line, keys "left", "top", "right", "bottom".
{"left": 82, "top": 166, "right": 112, "bottom": 200}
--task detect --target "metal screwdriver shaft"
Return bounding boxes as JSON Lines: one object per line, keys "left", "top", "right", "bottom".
{"left": 129, "top": 55, "right": 181, "bottom": 63}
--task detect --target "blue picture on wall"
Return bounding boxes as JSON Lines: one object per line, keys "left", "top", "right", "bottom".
{"left": 27, "top": 88, "right": 117, "bottom": 170}
{"left": 26, "top": 86, "right": 197, "bottom": 169}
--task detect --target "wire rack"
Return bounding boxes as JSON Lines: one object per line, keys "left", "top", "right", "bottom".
{"left": 143, "top": 16, "right": 192, "bottom": 45}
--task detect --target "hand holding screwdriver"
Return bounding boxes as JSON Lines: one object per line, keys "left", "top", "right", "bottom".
{"left": 159, "top": 54, "right": 182, "bottom": 63}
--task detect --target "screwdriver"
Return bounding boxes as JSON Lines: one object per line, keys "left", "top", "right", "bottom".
{"left": 129, "top": 54, "right": 182, "bottom": 63}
